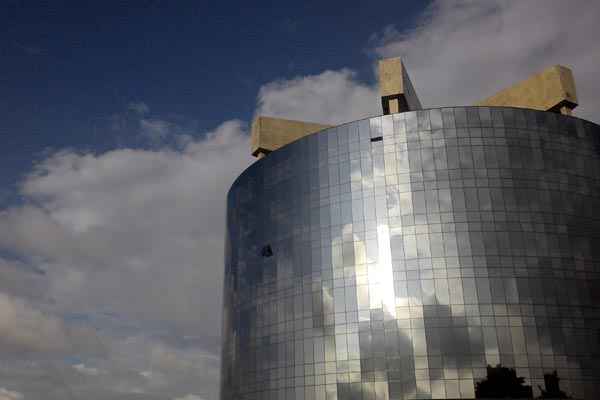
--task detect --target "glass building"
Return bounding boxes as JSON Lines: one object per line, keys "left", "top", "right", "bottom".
{"left": 221, "top": 107, "right": 600, "bottom": 399}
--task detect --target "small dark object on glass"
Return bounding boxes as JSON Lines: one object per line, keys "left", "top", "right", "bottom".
{"left": 260, "top": 244, "right": 273, "bottom": 257}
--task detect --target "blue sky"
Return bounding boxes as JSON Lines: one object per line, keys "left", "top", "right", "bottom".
{"left": 0, "top": 1, "right": 424, "bottom": 206}
{"left": 0, "top": 1, "right": 599, "bottom": 399}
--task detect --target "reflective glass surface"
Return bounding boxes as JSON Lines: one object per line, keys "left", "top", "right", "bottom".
{"left": 222, "top": 107, "right": 600, "bottom": 400}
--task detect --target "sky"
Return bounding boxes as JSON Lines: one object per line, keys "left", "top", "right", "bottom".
{"left": 0, "top": 1, "right": 599, "bottom": 399}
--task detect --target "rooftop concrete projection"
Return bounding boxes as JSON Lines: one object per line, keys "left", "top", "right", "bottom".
{"left": 476, "top": 65, "right": 578, "bottom": 115}
{"left": 250, "top": 116, "right": 332, "bottom": 158}
{"left": 250, "top": 60, "right": 580, "bottom": 158}
{"left": 378, "top": 57, "right": 423, "bottom": 114}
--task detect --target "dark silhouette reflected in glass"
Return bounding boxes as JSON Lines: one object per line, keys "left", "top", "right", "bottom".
{"left": 476, "top": 365, "right": 572, "bottom": 399}
{"left": 260, "top": 244, "right": 273, "bottom": 257}
{"left": 475, "top": 364, "right": 533, "bottom": 398}
{"left": 538, "top": 371, "right": 570, "bottom": 399}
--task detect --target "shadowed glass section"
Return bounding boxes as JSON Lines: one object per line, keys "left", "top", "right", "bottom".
{"left": 222, "top": 107, "right": 600, "bottom": 400}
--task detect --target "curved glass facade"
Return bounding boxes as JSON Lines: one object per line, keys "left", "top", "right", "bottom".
{"left": 222, "top": 107, "right": 600, "bottom": 400}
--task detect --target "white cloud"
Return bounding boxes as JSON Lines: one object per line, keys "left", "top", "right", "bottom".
{"left": 0, "top": 119, "right": 253, "bottom": 341}
{"left": 0, "top": 116, "right": 248, "bottom": 399}
{"left": 140, "top": 118, "right": 171, "bottom": 143}
{"left": 0, "top": 292, "right": 68, "bottom": 353}
{"left": 370, "top": 0, "right": 600, "bottom": 123}
{"left": 173, "top": 395, "right": 204, "bottom": 400}
{"left": 0, "top": 289, "right": 103, "bottom": 360}
{"left": 256, "top": 69, "right": 379, "bottom": 125}
{"left": 149, "top": 342, "right": 219, "bottom": 374}
{"left": 0, "top": 258, "right": 46, "bottom": 302}
{"left": 139, "top": 370, "right": 152, "bottom": 378}
{"left": 0, "top": 388, "right": 23, "bottom": 400}
{"left": 73, "top": 363, "right": 102, "bottom": 376}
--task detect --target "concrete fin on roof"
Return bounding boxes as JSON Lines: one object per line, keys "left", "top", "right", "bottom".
{"left": 476, "top": 65, "right": 578, "bottom": 115}
{"left": 378, "top": 57, "right": 423, "bottom": 115}
{"left": 249, "top": 60, "right": 580, "bottom": 159}
{"left": 250, "top": 116, "right": 332, "bottom": 158}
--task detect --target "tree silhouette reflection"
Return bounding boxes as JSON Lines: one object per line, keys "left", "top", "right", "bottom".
{"left": 538, "top": 371, "right": 570, "bottom": 399}
{"left": 475, "top": 364, "right": 533, "bottom": 398}
{"left": 475, "top": 365, "right": 571, "bottom": 399}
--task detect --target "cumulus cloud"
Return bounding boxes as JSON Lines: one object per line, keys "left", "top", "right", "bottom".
{"left": 0, "top": 116, "right": 251, "bottom": 398}
{"left": 173, "top": 395, "right": 204, "bottom": 400}
{"left": 140, "top": 119, "right": 172, "bottom": 143}
{"left": 73, "top": 363, "right": 102, "bottom": 376}
{"left": 0, "top": 119, "right": 252, "bottom": 340}
{"left": 370, "top": 0, "right": 600, "bottom": 122}
{"left": 0, "top": 292, "right": 68, "bottom": 353}
{"left": 256, "top": 69, "right": 379, "bottom": 125}
{"left": 0, "top": 258, "right": 46, "bottom": 301}
{"left": 0, "top": 289, "right": 105, "bottom": 365}
{"left": 0, "top": 388, "right": 23, "bottom": 400}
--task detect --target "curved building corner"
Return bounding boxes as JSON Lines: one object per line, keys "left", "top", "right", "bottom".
{"left": 221, "top": 106, "right": 600, "bottom": 399}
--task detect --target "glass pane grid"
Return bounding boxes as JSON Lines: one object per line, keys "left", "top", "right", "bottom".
{"left": 223, "top": 108, "right": 600, "bottom": 400}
